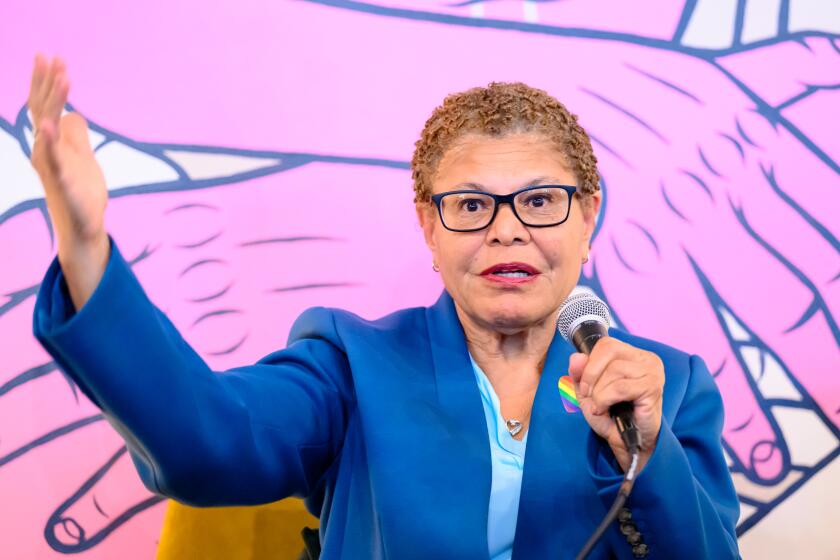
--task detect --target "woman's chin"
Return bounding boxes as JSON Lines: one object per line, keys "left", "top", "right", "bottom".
{"left": 453, "top": 284, "right": 557, "bottom": 332}
{"left": 478, "top": 301, "right": 546, "bottom": 332}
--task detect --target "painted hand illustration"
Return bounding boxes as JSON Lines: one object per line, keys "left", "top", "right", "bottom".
{"left": 1, "top": 109, "right": 437, "bottom": 556}
{"left": 290, "top": 1, "right": 840, "bottom": 533}
{"left": 279, "top": 1, "right": 840, "bottom": 521}
{"left": 578, "top": 38, "right": 839, "bottom": 524}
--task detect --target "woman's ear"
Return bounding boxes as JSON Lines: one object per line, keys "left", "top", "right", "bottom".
{"left": 416, "top": 202, "right": 438, "bottom": 252}
{"left": 581, "top": 192, "right": 602, "bottom": 247}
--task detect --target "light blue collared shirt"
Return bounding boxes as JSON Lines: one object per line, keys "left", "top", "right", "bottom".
{"left": 469, "top": 354, "right": 528, "bottom": 560}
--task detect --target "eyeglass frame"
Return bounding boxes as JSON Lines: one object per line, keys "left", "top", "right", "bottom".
{"left": 429, "top": 184, "right": 579, "bottom": 233}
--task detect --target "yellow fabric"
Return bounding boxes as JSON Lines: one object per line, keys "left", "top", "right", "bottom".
{"left": 157, "top": 499, "right": 319, "bottom": 559}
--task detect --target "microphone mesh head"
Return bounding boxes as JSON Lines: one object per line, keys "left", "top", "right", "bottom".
{"left": 556, "top": 291, "right": 611, "bottom": 340}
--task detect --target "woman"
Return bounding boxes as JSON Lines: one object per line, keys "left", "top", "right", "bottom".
{"left": 28, "top": 55, "right": 739, "bottom": 559}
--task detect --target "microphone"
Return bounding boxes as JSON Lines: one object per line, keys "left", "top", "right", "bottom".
{"left": 556, "top": 292, "right": 642, "bottom": 455}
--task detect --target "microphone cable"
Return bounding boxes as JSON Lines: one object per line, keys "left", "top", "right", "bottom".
{"left": 575, "top": 440, "right": 640, "bottom": 560}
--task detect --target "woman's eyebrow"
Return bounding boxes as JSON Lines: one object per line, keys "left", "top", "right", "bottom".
{"left": 453, "top": 176, "right": 561, "bottom": 190}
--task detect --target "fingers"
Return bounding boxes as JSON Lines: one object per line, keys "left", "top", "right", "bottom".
{"left": 0, "top": 370, "right": 103, "bottom": 469}
{"left": 0, "top": 417, "right": 131, "bottom": 558}
{"left": 98, "top": 162, "right": 438, "bottom": 374}
{"left": 0, "top": 295, "right": 56, "bottom": 390}
{"left": 567, "top": 339, "right": 662, "bottom": 419}
{"left": 0, "top": 368, "right": 103, "bottom": 472}
{"left": 0, "top": 297, "right": 102, "bottom": 463}
{"left": 0, "top": 206, "right": 56, "bottom": 296}
{"left": 29, "top": 55, "right": 69, "bottom": 137}
{"left": 587, "top": 358, "right": 653, "bottom": 415}
{"left": 576, "top": 337, "right": 651, "bottom": 399}
{"left": 28, "top": 55, "right": 71, "bottom": 185}
{"left": 32, "top": 55, "right": 55, "bottom": 116}
{"left": 736, "top": 107, "right": 838, "bottom": 239}
{"left": 567, "top": 352, "right": 587, "bottom": 383}
{"left": 43, "top": 62, "right": 70, "bottom": 126}
{"left": 587, "top": 378, "right": 633, "bottom": 416}
{"left": 40, "top": 58, "right": 60, "bottom": 114}
{"left": 591, "top": 233, "right": 789, "bottom": 481}
{"left": 683, "top": 199, "right": 840, "bottom": 424}
{"left": 736, "top": 163, "right": 840, "bottom": 327}
{"left": 27, "top": 53, "right": 48, "bottom": 113}
{"left": 44, "top": 446, "right": 164, "bottom": 553}
{"left": 30, "top": 118, "right": 61, "bottom": 181}
{"left": 0, "top": 206, "right": 94, "bottom": 465}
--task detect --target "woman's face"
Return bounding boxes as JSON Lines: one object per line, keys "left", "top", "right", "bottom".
{"left": 417, "top": 132, "right": 601, "bottom": 334}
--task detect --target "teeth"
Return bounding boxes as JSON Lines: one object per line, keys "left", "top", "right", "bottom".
{"left": 495, "top": 271, "right": 530, "bottom": 278}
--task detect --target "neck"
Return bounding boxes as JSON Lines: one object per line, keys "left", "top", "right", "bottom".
{"left": 455, "top": 304, "right": 555, "bottom": 386}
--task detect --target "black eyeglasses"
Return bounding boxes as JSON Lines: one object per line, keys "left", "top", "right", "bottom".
{"left": 430, "top": 184, "right": 578, "bottom": 232}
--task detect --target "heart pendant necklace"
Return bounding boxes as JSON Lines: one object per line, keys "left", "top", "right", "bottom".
{"left": 505, "top": 418, "right": 523, "bottom": 437}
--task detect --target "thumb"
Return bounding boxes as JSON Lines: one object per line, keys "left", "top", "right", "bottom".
{"left": 32, "top": 118, "right": 60, "bottom": 177}
{"left": 568, "top": 352, "right": 588, "bottom": 383}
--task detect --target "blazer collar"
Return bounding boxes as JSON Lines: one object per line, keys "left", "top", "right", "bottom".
{"left": 425, "top": 289, "right": 580, "bottom": 558}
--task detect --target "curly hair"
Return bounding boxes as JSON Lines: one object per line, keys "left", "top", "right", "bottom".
{"left": 411, "top": 81, "right": 600, "bottom": 204}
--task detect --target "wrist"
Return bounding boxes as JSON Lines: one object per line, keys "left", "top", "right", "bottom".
{"left": 57, "top": 231, "right": 111, "bottom": 312}
{"left": 57, "top": 229, "right": 109, "bottom": 263}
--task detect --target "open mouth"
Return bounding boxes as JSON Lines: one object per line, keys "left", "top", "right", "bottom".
{"left": 493, "top": 271, "right": 532, "bottom": 278}
{"left": 480, "top": 262, "right": 540, "bottom": 279}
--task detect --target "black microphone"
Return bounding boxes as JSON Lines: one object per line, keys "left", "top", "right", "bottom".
{"left": 556, "top": 292, "right": 642, "bottom": 454}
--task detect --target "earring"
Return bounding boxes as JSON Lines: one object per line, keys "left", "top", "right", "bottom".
{"left": 432, "top": 262, "right": 440, "bottom": 272}
{"left": 582, "top": 253, "right": 590, "bottom": 264}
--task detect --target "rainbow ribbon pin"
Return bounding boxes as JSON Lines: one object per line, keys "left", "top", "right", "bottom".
{"left": 557, "top": 375, "right": 580, "bottom": 413}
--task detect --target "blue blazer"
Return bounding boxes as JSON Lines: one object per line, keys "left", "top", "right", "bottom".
{"left": 34, "top": 238, "right": 740, "bottom": 559}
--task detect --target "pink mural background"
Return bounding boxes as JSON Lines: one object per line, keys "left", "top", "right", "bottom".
{"left": 1, "top": 1, "right": 838, "bottom": 558}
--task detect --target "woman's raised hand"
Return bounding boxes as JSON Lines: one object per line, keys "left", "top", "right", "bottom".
{"left": 28, "top": 54, "right": 110, "bottom": 310}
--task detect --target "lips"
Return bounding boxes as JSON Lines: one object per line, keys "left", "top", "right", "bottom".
{"left": 480, "top": 262, "right": 541, "bottom": 276}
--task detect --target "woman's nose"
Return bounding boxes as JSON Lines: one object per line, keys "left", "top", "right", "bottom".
{"left": 486, "top": 203, "right": 530, "bottom": 245}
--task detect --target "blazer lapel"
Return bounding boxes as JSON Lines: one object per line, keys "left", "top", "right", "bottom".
{"left": 424, "top": 290, "right": 492, "bottom": 559}
{"left": 511, "top": 328, "right": 600, "bottom": 558}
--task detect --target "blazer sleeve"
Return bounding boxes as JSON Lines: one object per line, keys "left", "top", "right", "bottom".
{"left": 32, "top": 235, "right": 356, "bottom": 507}
{"left": 585, "top": 354, "right": 741, "bottom": 559}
